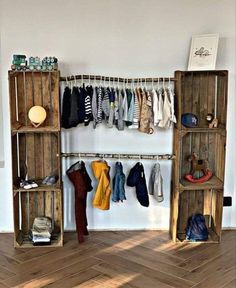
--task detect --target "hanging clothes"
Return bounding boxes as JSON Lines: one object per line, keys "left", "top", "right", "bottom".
{"left": 139, "top": 89, "right": 153, "bottom": 134}
{"left": 61, "top": 77, "right": 176, "bottom": 132}
{"left": 129, "top": 88, "right": 140, "bottom": 129}
{"left": 102, "top": 87, "right": 110, "bottom": 122}
{"left": 112, "top": 162, "right": 126, "bottom": 202}
{"left": 149, "top": 163, "right": 163, "bottom": 202}
{"left": 96, "top": 86, "right": 103, "bottom": 126}
{"left": 108, "top": 88, "right": 115, "bottom": 128}
{"left": 61, "top": 86, "right": 72, "bottom": 129}
{"left": 66, "top": 161, "right": 93, "bottom": 243}
{"left": 68, "top": 86, "right": 80, "bottom": 128}
{"left": 117, "top": 88, "right": 125, "bottom": 130}
{"left": 92, "top": 86, "right": 98, "bottom": 128}
{"left": 92, "top": 160, "right": 111, "bottom": 210}
{"left": 84, "top": 85, "right": 93, "bottom": 126}
{"left": 167, "top": 86, "right": 177, "bottom": 125}
{"left": 125, "top": 88, "right": 134, "bottom": 126}
{"left": 127, "top": 162, "right": 149, "bottom": 207}
{"left": 158, "top": 88, "right": 171, "bottom": 128}
{"left": 153, "top": 88, "right": 164, "bottom": 127}
{"left": 78, "top": 84, "right": 86, "bottom": 124}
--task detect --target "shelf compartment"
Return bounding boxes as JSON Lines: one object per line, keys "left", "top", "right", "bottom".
{"left": 180, "top": 132, "right": 226, "bottom": 182}
{"left": 179, "top": 176, "right": 223, "bottom": 191}
{"left": 177, "top": 189, "right": 223, "bottom": 243}
{"left": 177, "top": 228, "right": 219, "bottom": 243}
{"left": 12, "top": 132, "right": 61, "bottom": 188}
{"left": 175, "top": 70, "right": 228, "bottom": 130}
{"left": 9, "top": 71, "right": 60, "bottom": 129}
{"left": 15, "top": 232, "right": 62, "bottom": 248}
{"left": 13, "top": 190, "right": 63, "bottom": 248}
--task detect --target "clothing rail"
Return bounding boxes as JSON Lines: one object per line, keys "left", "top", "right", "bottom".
{"left": 61, "top": 152, "right": 175, "bottom": 160}
{"left": 60, "top": 74, "right": 177, "bottom": 83}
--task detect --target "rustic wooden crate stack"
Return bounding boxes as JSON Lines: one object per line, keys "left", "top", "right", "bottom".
{"left": 170, "top": 70, "right": 228, "bottom": 243}
{"left": 9, "top": 71, "right": 63, "bottom": 248}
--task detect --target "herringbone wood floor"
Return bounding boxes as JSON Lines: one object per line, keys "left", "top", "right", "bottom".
{"left": 0, "top": 231, "right": 235, "bottom": 288}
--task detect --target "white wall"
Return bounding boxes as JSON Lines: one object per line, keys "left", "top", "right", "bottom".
{"left": 0, "top": 0, "right": 235, "bottom": 232}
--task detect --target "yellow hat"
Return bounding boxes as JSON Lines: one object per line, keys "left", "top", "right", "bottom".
{"left": 28, "top": 106, "right": 47, "bottom": 127}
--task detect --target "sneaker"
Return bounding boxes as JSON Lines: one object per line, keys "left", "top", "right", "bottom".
{"left": 20, "top": 179, "right": 38, "bottom": 189}
{"left": 42, "top": 174, "right": 59, "bottom": 185}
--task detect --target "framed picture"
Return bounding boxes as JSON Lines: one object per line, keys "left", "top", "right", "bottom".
{"left": 188, "top": 34, "right": 219, "bottom": 71}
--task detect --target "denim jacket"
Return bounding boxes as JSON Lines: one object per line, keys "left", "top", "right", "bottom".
{"left": 112, "top": 162, "right": 126, "bottom": 202}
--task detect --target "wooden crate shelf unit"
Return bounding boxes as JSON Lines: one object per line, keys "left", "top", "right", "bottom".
{"left": 170, "top": 70, "right": 228, "bottom": 243}
{"left": 9, "top": 70, "right": 63, "bottom": 248}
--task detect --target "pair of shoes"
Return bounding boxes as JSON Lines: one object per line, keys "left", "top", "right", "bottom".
{"left": 42, "top": 174, "right": 59, "bottom": 186}
{"left": 20, "top": 180, "right": 38, "bottom": 189}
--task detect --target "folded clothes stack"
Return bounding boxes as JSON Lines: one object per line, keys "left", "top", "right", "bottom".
{"left": 31, "top": 217, "right": 52, "bottom": 245}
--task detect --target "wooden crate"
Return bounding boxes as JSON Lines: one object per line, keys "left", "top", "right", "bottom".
{"left": 9, "top": 71, "right": 60, "bottom": 132}
{"left": 9, "top": 71, "right": 63, "bottom": 248}
{"left": 175, "top": 70, "right": 228, "bottom": 129}
{"left": 177, "top": 189, "right": 223, "bottom": 243}
{"left": 170, "top": 70, "right": 228, "bottom": 243}
{"left": 13, "top": 190, "right": 63, "bottom": 248}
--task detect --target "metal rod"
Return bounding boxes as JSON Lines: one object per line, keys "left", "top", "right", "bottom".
{"left": 61, "top": 152, "right": 175, "bottom": 160}
{"left": 60, "top": 74, "right": 177, "bottom": 83}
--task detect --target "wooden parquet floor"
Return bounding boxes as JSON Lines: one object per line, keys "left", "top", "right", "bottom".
{"left": 0, "top": 230, "right": 235, "bottom": 288}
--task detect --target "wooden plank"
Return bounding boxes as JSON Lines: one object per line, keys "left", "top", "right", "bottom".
{"left": 223, "top": 278, "right": 236, "bottom": 288}
{"left": 13, "top": 193, "right": 20, "bottom": 243}
{"left": 18, "top": 134, "right": 28, "bottom": 234}
{"left": 11, "top": 135, "right": 18, "bottom": 186}
{"left": 207, "top": 74, "right": 215, "bottom": 116}
{"left": 192, "top": 266, "right": 236, "bottom": 288}
{"left": 177, "top": 192, "right": 189, "bottom": 237}
{"left": 53, "top": 191, "right": 62, "bottom": 235}
{"left": 50, "top": 72, "right": 60, "bottom": 128}
{"left": 41, "top": 72, "right": 51, "bottom": 127}
{"left": 16, "top": 73, "right": 26, "bottom": 126}
{"left": 181, "top": 133, "right": 191, "bottom": 178}
{"left": 212, "top": 190, "right": 223, "bottom": 239}
{"left": 199, "top": 72, "right": 208, "bottom": 127}
{"left": 3, "top": 243, "right": 102, "bottom": 286}
{"left": 203, "top": 189, "right": 212, "bottom": 228}
{"left": 9, "top": 74, "right": 17, "bottom": 126}
{"left": 95, "top": 250, "right": 194, "bottom": 288}
{"left": 191, "top": 73, "right": 200, "bottom": 119}
{"left": 175, "top": 71, "right": 182, "bottom": 129}
{"left": 18, "top": 257, "right": 101, "bottom": 288}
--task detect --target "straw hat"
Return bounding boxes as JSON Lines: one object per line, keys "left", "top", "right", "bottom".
{"left": 28, "top": 106, "right": 47, "bottom": 127}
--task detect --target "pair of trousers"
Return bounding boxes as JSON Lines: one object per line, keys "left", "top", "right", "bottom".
{"left": 66, "top": 161, "right": 92, "bottom": 243}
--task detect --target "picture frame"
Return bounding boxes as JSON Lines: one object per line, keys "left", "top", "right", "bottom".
{"left": 188, "top": 34, "right": 219, "bottom": 71}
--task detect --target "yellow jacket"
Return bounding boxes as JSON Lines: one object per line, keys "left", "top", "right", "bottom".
{"left": 91, "top": 160, "right": 111, "bottom": 210}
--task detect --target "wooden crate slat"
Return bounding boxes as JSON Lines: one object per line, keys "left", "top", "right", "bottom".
{"left": 9, "top": 74, "right": 17, "bottom": 126}
{"left": 54, "top": 191, "right": 63, "bottom": 234}
{"left": 50, "top": 72, "right": 60, "bottom": 128}
{"left": 16, "top": 73, "right": 26, "bottom": 126}
{"left": 32, "top": 72, "right": 43, "bottom": 106}
{"left": 42, "top": 72, "right": 51, "bottom": 126}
